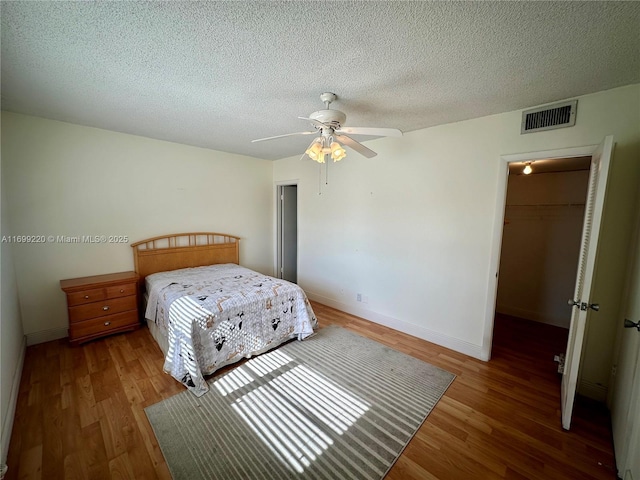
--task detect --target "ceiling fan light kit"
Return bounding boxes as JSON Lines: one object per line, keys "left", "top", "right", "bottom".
{"left": 252, "top": 92, "right": 403, "bottom": 164}
{"left": 304, "top": 138, "right": 347, "bottom": 164}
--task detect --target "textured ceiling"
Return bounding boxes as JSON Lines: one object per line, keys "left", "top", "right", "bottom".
{"left": 2, "top": 1, "right": 639, "bottom": 160}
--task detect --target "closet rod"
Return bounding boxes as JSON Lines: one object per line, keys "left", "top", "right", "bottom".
{"left": 506, "top": 203, "right": 586, "bottom": 207}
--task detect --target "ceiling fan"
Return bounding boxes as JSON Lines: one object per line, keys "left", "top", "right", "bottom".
{"left": 252, "top": 92, "right": 403, "bottom": 163}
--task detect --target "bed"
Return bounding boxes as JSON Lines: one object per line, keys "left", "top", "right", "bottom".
{"left": 131, "top": 232, "right": 317, "bottom": 396}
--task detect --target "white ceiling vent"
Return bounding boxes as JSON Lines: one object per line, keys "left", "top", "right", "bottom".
{"left": 521, "top": 100, "right": 577, "bottom": 134}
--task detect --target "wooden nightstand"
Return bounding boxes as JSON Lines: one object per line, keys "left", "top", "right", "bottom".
{"left": 60, "top": 271, "right": 140, "bottom": 345}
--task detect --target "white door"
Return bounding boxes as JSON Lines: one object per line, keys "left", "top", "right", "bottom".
{"left": 619, "top": 295, "right": 640, "bottom": 480}
{"left": 623, "top": 396, "right": 640, "bottom": 480}
{"left": 561, "top": 135, "right": 613, "bottom": 430}
{"left": 625, "top": 419, "right": 640, "bottom": 480}
{"left": 611, "top": 190, "right": 640, "bottom": 479}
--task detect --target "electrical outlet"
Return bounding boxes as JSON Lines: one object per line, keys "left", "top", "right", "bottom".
{"left": 611, "top": 365, "right": 617, "bottom": 376}
{"left": 357, "top": 293, "right": 362, "bottom": 302}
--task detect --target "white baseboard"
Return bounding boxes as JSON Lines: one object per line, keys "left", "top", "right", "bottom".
{"left": 578, "top": 378, "right": 608, "bottom": 402}
{"left": 496, "top": 304, "right": 570, "bottom": 329}
{"left": 26, "top": 326, "right": 67, "bottom": 346}
{"left": 306, "top": 292, "right": 484, "bottom": 360}
{"left": 1, "top": 336, "right": 26, "bottom": 465}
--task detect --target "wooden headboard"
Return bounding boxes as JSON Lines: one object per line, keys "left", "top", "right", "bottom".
{"left": 131, "top": 232, "right": 240, "bottom": 288}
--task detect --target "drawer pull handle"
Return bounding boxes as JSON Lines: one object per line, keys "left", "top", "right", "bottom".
{"left": 103, "top": 306, "right": 110, "bottom": 311}
{"left": 84, "top": 295, "right": 90, "bottom": 299}
{"left": 104, "top": 321, "right": 111, "bottom": 326}
{"left": 119, "top": 289, "right": 124, "bottom": 293}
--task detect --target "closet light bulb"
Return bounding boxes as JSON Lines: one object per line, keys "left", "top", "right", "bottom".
{"left": 523, "top": 163, "right": 533, "bottom": 175}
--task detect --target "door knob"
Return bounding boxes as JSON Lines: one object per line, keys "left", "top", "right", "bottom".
{"left": 568, "top": 299, "right": 599, "bottom": 311}
{"left": 624, "top": 319, "right": 640, "bottom": 331}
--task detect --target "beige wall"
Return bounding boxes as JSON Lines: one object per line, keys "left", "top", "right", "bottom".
{"left": 274, "top": 84, "right": 640, "bottom": 398}
{"left": 1, "top": 112, "right": 274, "bottom": 343}
{"left": 497, "top": 170, "right": 589, "bottom": 328}
{"left": 0, "top": 166, "right": 25, "bottom": 464}
{"left": 0, "top": 151, "right": 26, "bottom": 464}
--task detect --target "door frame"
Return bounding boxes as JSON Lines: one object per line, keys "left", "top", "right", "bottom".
{"left": 481, "top": 144, "right": 599, "bottom": 361}
{"left": 274, "top": 180, "right": 298, "bottom": 279}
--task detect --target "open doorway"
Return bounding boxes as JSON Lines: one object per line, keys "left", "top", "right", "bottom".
{"left": 491, "top": 156, "right": 592, "bottom": 376}
{"left": 485, "top": 137, "right": 614, "bottom": 429}
{"left": 276, "top": 183, "right": 298, "bottom": 284}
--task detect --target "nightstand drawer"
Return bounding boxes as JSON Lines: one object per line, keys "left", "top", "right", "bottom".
{"left": 66, "top": 287, "right": 107, "bottom": 307}
{"left": 68, "top": 295, "right": 137, "bottom": 323}
{"left": 66, "top": 282, "right": 136, "bottom": 307}
{"left": 69, "top": 310, "right": 139, "bottom": 342}
{"left": 106, "top": 282, "right": 136, "bottom": 299}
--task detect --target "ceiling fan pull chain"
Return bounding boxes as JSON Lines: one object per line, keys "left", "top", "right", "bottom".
{"left": 326, "top": 154, "right": 329, "bottom": 185}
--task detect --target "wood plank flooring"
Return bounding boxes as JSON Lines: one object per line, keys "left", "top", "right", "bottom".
{"left": 5, "top": 304, "right": 617, "bottom": 479}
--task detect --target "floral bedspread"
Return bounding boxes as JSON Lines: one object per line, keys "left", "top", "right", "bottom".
{"left": 145, "top": 264, "right": 317, "bottom": 396}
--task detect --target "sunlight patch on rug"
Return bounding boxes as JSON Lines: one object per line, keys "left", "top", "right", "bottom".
{"left": 146, "top": 325, "right": 455, "bottom": 480}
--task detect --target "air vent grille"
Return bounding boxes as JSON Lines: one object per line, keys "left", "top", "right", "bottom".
{"left": 521, "top": 100, "right": 577, "bottom": 134}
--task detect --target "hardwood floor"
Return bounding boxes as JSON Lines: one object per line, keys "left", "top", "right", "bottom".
{"left": 6, "top": 304, "right": 617, "bottom": 479}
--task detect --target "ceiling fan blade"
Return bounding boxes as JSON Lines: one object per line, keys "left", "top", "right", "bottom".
{"left": 251, "top": 131, "right": 316, "bottom": 143}
{"left": 298, "top": 116, "right": 327, "bottom": 129}
{"left": 335, "top": 126, "right": 402, "bottom": 137}
{"left": 335, "top": 135, "right": 377, "bottom": 158}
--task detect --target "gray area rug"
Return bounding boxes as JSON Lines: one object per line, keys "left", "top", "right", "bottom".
{"left": 145, "top": 325, "right": 455, "bottom": 480}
